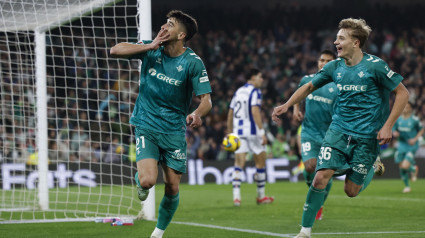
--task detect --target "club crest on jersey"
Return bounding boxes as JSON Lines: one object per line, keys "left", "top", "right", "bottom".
{"left": 358, "top": 71, "right": 365, "bottom": 78}
{"left": 176, "top": 65, "right": 184, "bottom": 72}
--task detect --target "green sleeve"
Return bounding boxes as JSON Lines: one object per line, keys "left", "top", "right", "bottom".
{"left": 189, "top": 59, "right": 212, "bottom": 96}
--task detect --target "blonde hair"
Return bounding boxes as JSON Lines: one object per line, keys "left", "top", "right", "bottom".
{"left": 338, "top": 18, "right": 372, "bottom": 48}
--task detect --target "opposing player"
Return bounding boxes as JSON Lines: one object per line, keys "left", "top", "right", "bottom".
{"left": 227, "top": 68, "right": 274, "bottom": 206}
{"left": 110, "top": 10, "right": 212, "bottom": 238}
{"left": 293, "top": 49, "right": 337, "bottom": 220}
{"left": 392, "top": 102, "right": 424, "bottom": 193}
{"left": 272, "top": 18, "right": 409, "bottom": 238}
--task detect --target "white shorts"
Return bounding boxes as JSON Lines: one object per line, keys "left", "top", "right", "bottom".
{"left": 235, "top": 135, "right": 265, "bottom": 155}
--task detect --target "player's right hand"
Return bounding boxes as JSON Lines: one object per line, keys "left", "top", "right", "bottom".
{"left": 272, "top": 104, "right": 288, "bottom": 122}
{"left": 151, "top": 29, "right": 170, "bottom": 50}
{"left": 293, "top": 110, "right": 304, "bottom": 121}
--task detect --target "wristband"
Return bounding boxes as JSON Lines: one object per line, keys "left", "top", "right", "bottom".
{"left": 258, "top": 129, "right": 265, "bottom": 136}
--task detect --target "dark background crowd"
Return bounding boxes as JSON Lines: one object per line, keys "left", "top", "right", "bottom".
{"left": 1, "top": 1, "right": 425, "bottom": 164}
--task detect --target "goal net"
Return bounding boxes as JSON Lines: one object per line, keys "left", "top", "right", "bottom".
{"left": 0, "top": 0, "right": 151, "bottom": 223}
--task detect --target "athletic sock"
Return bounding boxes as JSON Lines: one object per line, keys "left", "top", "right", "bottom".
{"left": 323, "top": 178, "right": 333, "bottom": 204}
{"left": 301, "top": 186, "right": 326, "bottom": 228}
{"left": 232, "top": 167, "right": 242, "bottom": 200}
{"left": 359, "top": 168, "right": 374, "bottom": 193}
{"left": 302, "top": 170, "right": 315, "bottom": 188}
{"left": 156, "top": 193, "right": 179, "bottom": 230}
{"left": 408, "top": 165, "right": 416, "bottom": 174}
{"left": 255, "top": 168, "right": 266, "bottom": 198}
{"left": 400, "top": 168, "right": 409, "bottom": 187}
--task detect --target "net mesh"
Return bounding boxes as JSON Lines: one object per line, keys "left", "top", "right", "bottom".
{"left": 0, "top": 0, "right": 143, "bottom": 222}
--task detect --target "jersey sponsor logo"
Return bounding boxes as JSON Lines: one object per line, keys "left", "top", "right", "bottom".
{"left": 352, "top": 164, "right": 368, "bottom": 175}
{"left": 387, "top": 70, "right": 395, "bottom": 78}
{"left": 176, "top": 65, "right": 184, "bottom": 72}
{"left": 148, "top": 68, "right": 182, "bottom": 86}
{"left": 398, "top": 127, "right": 411, "bottom": 132}
{"left": 337, "top": 84, "right": 367, "bottom": 92}
{"left": 172, "top": 149, "right": 186, "bottom": 160}
{"left": 306, "top": 94, "right": 333, "bottom": 104}
{"left": 199, "top": 76, "right": 209, "bottom": 83}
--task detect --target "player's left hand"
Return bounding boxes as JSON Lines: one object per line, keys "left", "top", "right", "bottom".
{"left": 186, "top": 113, "right": 202, "bottom": 128}
{"left": 377, "top": 126, "right": 392, "bottom": 145}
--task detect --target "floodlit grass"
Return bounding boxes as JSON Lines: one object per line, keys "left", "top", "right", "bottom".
{"left": 1, "top": 179, "right": 425, "bottom": 237}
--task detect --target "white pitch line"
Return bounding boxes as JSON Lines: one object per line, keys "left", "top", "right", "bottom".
{"left": 313, "top": 231, "right": 425, "bottom": 236}
{"left": 173, "top": 221, "right": 425, "bottom": 237}
{"left": 332, "top": 194, "right": 425, "bottom": 202}
{"left": 172, "top": 221, "right": 293, "bottom": 237}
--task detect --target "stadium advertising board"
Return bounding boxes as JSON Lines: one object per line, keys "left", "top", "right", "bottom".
{"left": 1, "top": 158, "right": 421, "bottom": 190}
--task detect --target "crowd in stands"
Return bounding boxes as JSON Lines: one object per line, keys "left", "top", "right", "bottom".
{"left": 1, "top": 3, "right": 425, "bottom": 164}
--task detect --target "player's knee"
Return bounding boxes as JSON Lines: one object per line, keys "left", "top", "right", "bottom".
{"left": 304, "top": 160, "right": 316, "bottom": 173}
{"left": 164, "top": 182, "right": 179, "bottom": 195}
{"left": 344, "top": 186, "right": 360, "bottom": 198}
{"left": 400, "top": 160, "right": 410, "bottom": 170}
{"left": 139, "top": 175, "right": 156, "bottom": 189}
{"left": 311, "top": 174, "right": 329, "bottom": 189}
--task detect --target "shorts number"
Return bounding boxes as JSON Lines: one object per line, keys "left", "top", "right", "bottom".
{"left": 136, "top": 136, "right": 145, "bottom": 149}
{"left": 319, "top": 147, "right": 332, "bottom": 160}
{"left": 302, "top": 142, "right": 311, "bottom": 152}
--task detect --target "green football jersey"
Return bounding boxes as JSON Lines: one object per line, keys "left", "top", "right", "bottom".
{"left": 393, "top": 115, "right": 423, "bottom": 153}
{"left": 129, "top": 40, "right": 212, "bottom": 135}
{"left": 312, "top": 53, "right": 403, "bottom": 138}
{"left": 299, "top": 74, "right": 337, "bottom": 141}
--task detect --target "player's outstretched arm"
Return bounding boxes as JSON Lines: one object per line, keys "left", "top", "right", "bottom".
{"left": 186, "top": 93, "right": 212, "bottom": 128}
{"left": 110, "top": 29, "right": 170, "bottom": 58}
{"left": 377, "top": 83, "right": 409, "bottom": 145}
{"left": 272, "top": 82, "right": 316, "bottom": 122}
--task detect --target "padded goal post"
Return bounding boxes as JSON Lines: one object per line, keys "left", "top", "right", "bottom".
{"left": 0, "top": 0, "right": 155, "bottom": 223}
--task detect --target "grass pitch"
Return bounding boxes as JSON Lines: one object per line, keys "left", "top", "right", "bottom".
{"left": 1, "top": 179, "right": 425, "bottom": 237}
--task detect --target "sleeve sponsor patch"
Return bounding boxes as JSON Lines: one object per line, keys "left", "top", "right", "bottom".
{"left": 199, "top": 76, "right": 209, "bottom": 83}
{"left": 387, "top": 70, "right": 395, "bottom": 78}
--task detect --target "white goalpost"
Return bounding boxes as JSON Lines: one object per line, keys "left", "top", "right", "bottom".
{"left": 0, "top": 0, "right": 155, "bottom": 223}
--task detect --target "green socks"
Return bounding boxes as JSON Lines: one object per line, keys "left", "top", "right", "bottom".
{"left": 156, "top": 193, "right": 180, "bottom": 230}
{"left": 324, "top": 178, "right": 333, "bottom": 202}
{"left": 400, "top": 168, "right": 409, "bottom": 187}
{"left": 303, "top": 170, "right": 315, "bottom": 188}
{"left": 301, "top": 186, "right": 326, "bottom": 228}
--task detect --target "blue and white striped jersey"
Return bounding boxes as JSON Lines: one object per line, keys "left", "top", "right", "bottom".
{"left": 229, "top": 83, "right": 262, "bottom": 137}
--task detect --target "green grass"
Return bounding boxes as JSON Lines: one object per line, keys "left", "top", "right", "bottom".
{"left": 1, "top": 179, "right": 425, "bottom": 237}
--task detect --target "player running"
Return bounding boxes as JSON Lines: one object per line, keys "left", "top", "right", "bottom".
{"left": 111, "top": 10, "right": 212, "bottom": 238}
{"left": 272, "top": 18, "right": 409, "bottom": 238}
{"left": 293, "top": 49, "right": 337, "bottom": 220}
{"left": 392, "top": 102, "right": 424, "bottom": 193}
